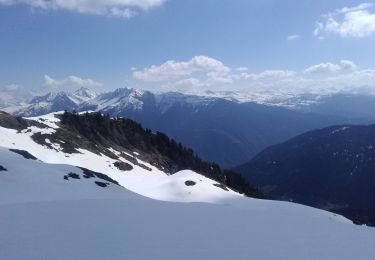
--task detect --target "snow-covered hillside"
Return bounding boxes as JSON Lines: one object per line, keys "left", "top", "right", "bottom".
{"left": 1, "top": 146, "right": 375, "bottom": 259}
{"left": 0, "top": 146, "right": 129, "bottom": 204}
{"left": 1, "top": 111, "right": 375, "bottom": 259}
{"left": 0, "top": 112, "right": 239, "bottom": 203}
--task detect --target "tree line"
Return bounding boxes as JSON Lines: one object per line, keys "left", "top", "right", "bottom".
{"left": 60, "top": 111, "right": 263, "bottom": 198}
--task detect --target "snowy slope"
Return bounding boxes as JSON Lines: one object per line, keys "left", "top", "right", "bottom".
{"left": 0, "top": 112, "right": 240, "bottom": 203}
{"left": 1, "top": 147, "right": 375, "bottom": 259}
{"left": 0, "top": 146, "right": 131, "bottom": 204}
{"left": 1, "top": 112, "right": 375, "bottom": 259}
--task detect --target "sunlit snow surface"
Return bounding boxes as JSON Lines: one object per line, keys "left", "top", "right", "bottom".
{"left": 0, "top": 112, "right": 239, "bottom": 203}
{"left": 1, "top": 112, "right": 375, "bottom": 260}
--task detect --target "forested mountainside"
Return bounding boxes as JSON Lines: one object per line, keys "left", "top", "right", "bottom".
{"left": 236, "top": 123, "right": 375, "bottom": 226}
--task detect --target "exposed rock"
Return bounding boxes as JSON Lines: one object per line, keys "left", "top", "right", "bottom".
{"left": 113, "top": 161, "right": 133, "bottom": 171}
{"left": 63, "top": 172, "right": 80, "bottom": 180}
{"left": 94, "top": 181, "right": 109, "bottom": 188}
{"left": 9, "top": 149, "right": 38, "bottom": 160}
{"left": 213, "top": 183, "right": 229, "bottom": 191}
{"left": 185, "top": 180, "right": 196, "bottom": 186}
{"left": 78, "top": 167, "right": 119, "bottom": 185}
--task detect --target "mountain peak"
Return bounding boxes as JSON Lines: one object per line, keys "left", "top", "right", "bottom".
{"left": 73, "top": 87, "right": 98, "bottom": 99}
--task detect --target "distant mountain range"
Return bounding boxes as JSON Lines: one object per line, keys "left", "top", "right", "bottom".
{"left": 235, "top": 123, "right": 375, "bottom": 226}
{"left": 2, "top": 87, "right": 375, "bottom": 168}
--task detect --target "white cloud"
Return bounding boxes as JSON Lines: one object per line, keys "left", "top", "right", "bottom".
{"left": 308, "top": 69, "right": 375, "bottom": 94}
{"left": 1, "top": 84, "right": 24, "bottom": 92}
{"left": 0, "top": 84, "right": 34, "bottom": 106}
{"left": 330, "top": 3, "right": 373, "bottom": 16}
{"left": 234, "top": 67, "right": 375, "bottom": 96}
{"left": 236, "top": 67, "right": 249, "bottom": 72}
{"left": 258, "top": 70, "right": 296, "bottom": 79}
{"left": 314, "top": 3, "right": 375, "bottom": 38}
{"left": 131, "top": 56, "right": 375, "bottom": 96}
{"left": 304, "top": 62, "right": 341, "bottom": 74}
{"left": 133, "top": 56, "right": 231, "bottom": 84}
{"left": 43, "top": 75, "right": 103, "bottom": 91}
{"left": 339, "top": 59, "right": 357, "bottom": 70}
{"left": 109, "top": 7, "right": 136, "bottom": 18}
{"left": 231, "top": 70, "right": 303, "bottom": 94}
{"left": 236, "top": 70, "right": 296, "bottom": 81}
{"left": 175, "top": 78, "right": 203, "bottom": 88}
{"left": 0, "top": 0, "right": 165, "bottom": 18}
{"left": 287, "top": 34, "right": 300, "bottom": 41}
{"left": 304, "top": 60, "right": 357, "bottom": 74}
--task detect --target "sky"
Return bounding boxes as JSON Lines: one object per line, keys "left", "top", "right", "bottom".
{"left": 0, "top": 0, "right": 375, "bottom": 95}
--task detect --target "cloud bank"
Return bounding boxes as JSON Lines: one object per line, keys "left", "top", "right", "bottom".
{"left": 43, "top": 75, "right": 103, "bottom": 91}
{"left": 132, "top": 56, "right": 375, "bottom": 95}
{"left": 304, "top": 60, "right": 357, "bottom": 74}
{"left": 133, "top": 56, "right": 232, "bottom": 85}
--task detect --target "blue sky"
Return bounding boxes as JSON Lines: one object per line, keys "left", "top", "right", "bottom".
{"left": 0, "top": 0, "right": 375, "bottom": 94}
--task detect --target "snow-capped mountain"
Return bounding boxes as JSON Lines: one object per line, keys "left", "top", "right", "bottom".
{"left": 80, "top": 87, "right": 149, "bottom": 113}
{"left": 3, "top": 86, "right": 375, "bottom": 117}
{"left": 73, "top": 86, "right": 98, "bottom": 100}
{"left": 77, "top": 88, "right": 218, "bottom": 116}
{"left": 5, "top": 87, "right": 213, "bottom": 117}
{"left": 1, "top": 111, "right": 375, "bottom": 260}
{"left": 7, "top": 87, "right": 99, "bottom": 116}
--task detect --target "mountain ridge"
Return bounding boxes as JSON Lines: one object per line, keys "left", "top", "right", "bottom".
{"left": 0, "top": 110, "right": 262, "bottom": 199}
{"left": 235, "top": 122, "right": 375, "bottom": 226}
{"left": 3, "top": 87, "right": 375, "bottom": 168}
